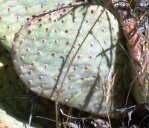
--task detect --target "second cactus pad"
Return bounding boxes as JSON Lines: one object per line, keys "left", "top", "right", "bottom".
{"left": 12, "top": 3, "right": 124, "bottom": 117}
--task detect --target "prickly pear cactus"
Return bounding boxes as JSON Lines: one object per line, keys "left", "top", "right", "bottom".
{"left": 0, "top": 108, "right": 35, "bottom": 128}
{"left": 12, "top": 3, "right": 135, "bottom": 117}
{"left": 0, "top": 0, "right": 71, "bottom": 51}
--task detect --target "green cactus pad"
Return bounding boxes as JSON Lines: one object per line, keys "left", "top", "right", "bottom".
{"left": 12, "top": 3, "right": 134, "bottom": 117}
{"left": 0, "top": 0, "right": 73, "bottom": 51}
{"left": 0, "top": 108, "right": 35, "bottom": 128}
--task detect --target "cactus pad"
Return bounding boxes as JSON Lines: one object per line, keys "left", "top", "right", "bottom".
{"left": 0, "top": 0, "right": 69, "bottom": 51}
{"left": 0, "top": 108, "right": 36, "bottom": 128}
{"left": 11, "top": 3, "right": 132, "bottom": 117}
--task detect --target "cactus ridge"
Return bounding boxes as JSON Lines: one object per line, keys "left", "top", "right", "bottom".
{"left": 11, "top": 3, "right": 127, "bottom": 117}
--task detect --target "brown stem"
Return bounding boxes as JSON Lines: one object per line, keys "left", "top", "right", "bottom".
{"left": 111, "top": 0, "right": 148, "bottom": 85}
